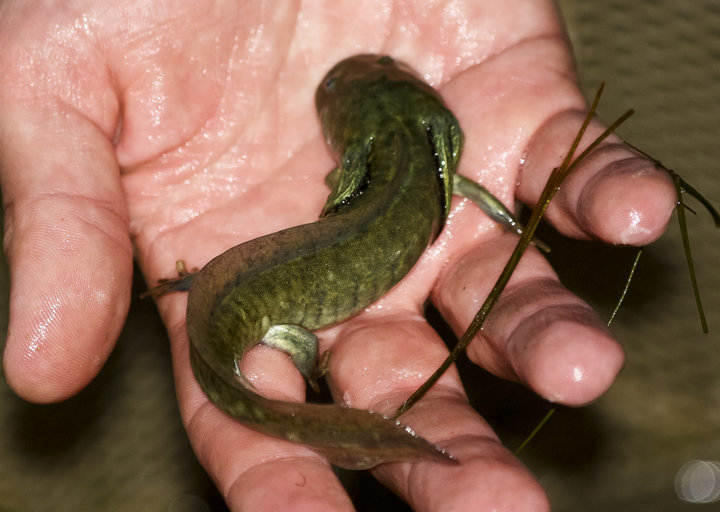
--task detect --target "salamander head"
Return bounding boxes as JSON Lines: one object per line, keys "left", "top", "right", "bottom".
{"left": 315, "top": 54, "right": 433, "bottom": 156}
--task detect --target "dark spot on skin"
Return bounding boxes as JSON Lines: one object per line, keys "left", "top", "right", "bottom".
{"left": 378, "top": 56, "right": 394, "bottom": 65}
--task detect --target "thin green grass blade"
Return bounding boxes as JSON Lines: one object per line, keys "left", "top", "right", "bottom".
{"left": 607, "top": 248, "right": 643, "bottom": 327}
{"left": 622, "top": 143, "right": 718, "bottom": 332}
{"left": 672, "top": 175, "right": 708, "bottom": 333}
{"left": 514, "top": 408, "right": 555, "bottom": 455}
{"left": 671, "top": 172, "right": 720, "bottom": 228}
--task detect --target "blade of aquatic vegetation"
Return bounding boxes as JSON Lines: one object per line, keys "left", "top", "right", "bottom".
{"left": 607, "top": 248, "right": 644, "bottom": 327}
{"left": 669, "top": 170, "right": 720, "bottom": 228}
{"left": 394, "top": 84, "right": 634, "bottom": 419}
{"left": 674, "top": 175, "right": 708, "bottom": 332}
{"left": 670, "top": 169, "right": 720, "bottom": 333}
{"left": 624, "top": 142, "right": 719, "bottom": 333}
{"left": 514, "top": 408, "right": 555, "bottom": 455}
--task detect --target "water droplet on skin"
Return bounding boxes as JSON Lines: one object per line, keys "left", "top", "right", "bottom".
{"left": 619, "top": 208, "right": 651, "bottom": 243}
{"left": 571, "top": 366, "right": 584, "bottom": 383}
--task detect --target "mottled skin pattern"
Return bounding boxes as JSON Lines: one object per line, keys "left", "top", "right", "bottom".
{"left": 185, "top": 55, "right": 464, "bottom": 469}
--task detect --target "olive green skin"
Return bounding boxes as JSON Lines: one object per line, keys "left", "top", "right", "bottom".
{"left": 186, "top": 55, "right": 461, "bottom": 469}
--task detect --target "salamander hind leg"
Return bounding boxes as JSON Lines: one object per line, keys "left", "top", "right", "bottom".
{"left": 261, "top": 324, "right": 322, "bottom": 392}
{"left": 141, "top": 260, "right": 197, "bottom": 298}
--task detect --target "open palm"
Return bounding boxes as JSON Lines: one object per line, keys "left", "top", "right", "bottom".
{"left": 0, "top": 1, "right": 676, "bottom": 510}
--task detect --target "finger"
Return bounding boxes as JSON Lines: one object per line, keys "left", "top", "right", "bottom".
{"left": 376, "top": 422, "right": 550, "bottom": 512}
{"left": 440, "top": 38, "right": 676, "bottom": 248}
{"left": 433, "top": 233, "right": 624, "bottom": 406}
{"left": 518, "top": 109, "right": 677, "bottom": 245}
{"left": 326, "top": 314, "right": 549, "bottom": 511}
{"left": 0, "top": 57, "right": 131, "bottom": 402}
{"left": 158, "top": 300, "right": 356, "bottom": 512}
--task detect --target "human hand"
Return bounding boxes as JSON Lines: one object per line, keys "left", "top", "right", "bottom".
{"left": 0, "top": 1, "right": 676, "bottom": 510}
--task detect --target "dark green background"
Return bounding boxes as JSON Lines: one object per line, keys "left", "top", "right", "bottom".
{"left": 1, "top": 1, "right": 718, "bottom": 510}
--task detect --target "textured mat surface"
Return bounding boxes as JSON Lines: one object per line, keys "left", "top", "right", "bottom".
{"left": 1, "top": 1, "right": 718, "bottom": 511}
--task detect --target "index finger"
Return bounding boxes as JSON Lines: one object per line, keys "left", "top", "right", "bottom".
{"left": 518, "top": 110, "right": 676, "bottom": 245}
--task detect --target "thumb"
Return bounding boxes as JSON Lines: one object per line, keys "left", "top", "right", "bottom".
{"left": 0, "top": 43, "right": 131, "bottom": 403}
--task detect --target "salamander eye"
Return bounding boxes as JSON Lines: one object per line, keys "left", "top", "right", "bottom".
{"left": 325, "top": 76, "right": 338, "bottom": 91}
{"left": 378, "top": 56, "right": 394, "bottom": 65}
